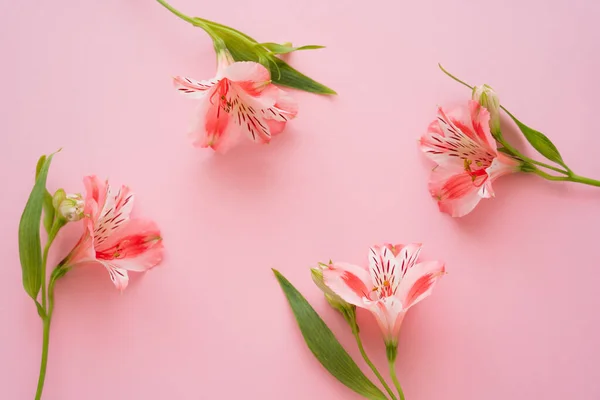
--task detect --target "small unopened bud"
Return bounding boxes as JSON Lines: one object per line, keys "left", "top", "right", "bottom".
{"left": 53, "top": 190, "right": 84, "bottom": 222}
{"left": 472, "top": 84, "right": 501, "bottom": 136}
{"left": 311, "top": 265, "right": 356, "bottom": 321}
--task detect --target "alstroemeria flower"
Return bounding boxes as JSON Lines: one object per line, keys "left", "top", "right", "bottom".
{"left": 322, "top": 243, "right": 444, "bottom": 346}
{"left": 420, "top": 100, "right": 520, "bottom": 217}
{"left": 173, "top": 51, "right": 298, "bottom": 153}
{"left": 65, "top": 176, "right": 164, "bottom": 290}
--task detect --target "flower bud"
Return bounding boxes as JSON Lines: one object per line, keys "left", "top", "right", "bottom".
{"left": 472, "top": 84, "right": 501, "bottom": 136}
{"left": 311, "top": 264, "right": 356, "bottom": 320}
{"left": 53, "top": 190, "right": 84, "bottom": 222}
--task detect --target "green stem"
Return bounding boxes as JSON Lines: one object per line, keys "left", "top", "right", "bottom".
{"left": 40, "top": 223, "right": 60, "bottom": 313}
{"left": 35, "top": 278, "right": 56, "bottom": 400}
{"left": 155, "top": 0, "right": 196, "bottom": 25}
{"left": 351, "top": 325, "right": 397, "bottom": 400}
{"left": 532, "top": 169, "right": 600, "bottom": 187}
{"left": 388, "top": 360, "right": 406, "bottom": 400}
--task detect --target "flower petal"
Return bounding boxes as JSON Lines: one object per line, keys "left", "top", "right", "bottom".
{"left": 189, "top": 95, "right": 241, "bottom": 152}
{"left": 367, "top": 297, "right": 405, "bottom": 343}
{"left": 322, "top": 262, "right": 373, "bottom": 307}
{"left": 397, "top": 261, "right": 445, "bottom": 309}
{"left": 173, "top": 76, "right": 217, "bottom": 99}
{"left": 420, "top": 104, "right": 497, "bottom": 170}
{"left": 94, "top": 185, "right": 134, "bottom": 247}
{"left": 223, "top": 62, "right": 271, "bottom": 95}
{"left": 368, "top": 245, "right": 401, "bottom": 297}
{"left": 468, "top": 100, "right": 495, "bottom": 148}
{"left": 260, "top": 86, "right": 298, "bottom": 123}
{"left": 83, "top": 175, "right": 108, "bottom": 220}
{"left": 396, "top": 243, "right": 422, "bottom": 276}
{"left": 429, "top": 167, "right": 484, "bottom": 217}
{"left": 103, "top": 262, "right": 129, "bottom": 291}
{"left": 96, "top": 218, "right": 163, "bottom": 270}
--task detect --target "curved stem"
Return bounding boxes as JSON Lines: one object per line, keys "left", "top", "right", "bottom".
{"left": 532, "top": 169, "right": 600, "bottom": 186}
{"left": 155, "top": 0, "right": 195, "bottom": 25}
{"left": 388, "top": 361, "right": 406, "bottom": 400}
{"left": 567, "top": 174, "right": 600, "bottom": 187}
{"left": 35, "top": 279, "right": 56, "bottom": 400}
{"left": 351, "top": 326, "right": 397, "bottom": 400}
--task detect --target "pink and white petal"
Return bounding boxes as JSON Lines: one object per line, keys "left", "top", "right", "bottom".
{"left": 438, "top": 191, "right": 482, "bottom": 217}
{"left": 189, "top": 95, "right": 238, "bottom": 152}
{"left": 83, "top": 175, "right": 108, "bottom": 220}
{"left": 486, "top": 154, "right": 520, "bottom": 181}
{"left": 397, "top": 261, "right": 445, "bottom": 309}
{"left": 367, "top": 297, "right": 406, "bottom": 343}
{"left": 322, "top": 262, "right": 373, "bottom": 307}
{"left": 97, "top": 218, "right": 161, "bottom": 252}
{"left": 396, "top": 243, "right": 422, "bottom": 276}
{"left": 103, "top": 263, "right": 129, "bottom": 291}
{"left": 368, "top": 245, "right": 401, "bottom": 295}
{"left": 429, "top": 168, "right": 479, "bottom": 201}
{"left": 173, "top": 76, "right": 217, "bottom": 98}
{"left": 429, "top": 168, "right": 483, "bottom": 217}
{"left": 223, "top": 62, "right": 271, "bottom": 95}
{"left": 478, "top": 180, "right": 495, "bottom": 198}
{"left": 260, "top": 87, "right": 298, "bottom": 123}
{"left": 112, "top": 185, "right": 134, "bottom": 220}
{"left": 93, "top": 185, "right": 134, "bottom": 248}
{"left": 111, "top": 241, "right": 164, "bottom": 272}
{"left": 264, "top": 120, "right": 286, "bottom": 136}
{"left": 468, "top": 100, "right": 496, "bottom": 150}
{"left": 236, "top": 108, "right": 272, "bottom": 143}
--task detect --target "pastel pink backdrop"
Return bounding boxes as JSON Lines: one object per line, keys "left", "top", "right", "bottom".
{"left": 1, "top": 0, "right": 599, "bottom": 399}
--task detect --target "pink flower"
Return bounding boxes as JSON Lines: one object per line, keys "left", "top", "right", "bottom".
{"left": 420, "top": 100, "right": 520, "bottom": 217}
{"left": 65, "top": 176, "right": 164, "bottom": 290}
{"left": 322, "top": 243, "right": 444, "bottom": 346}
{"left": 173, "top": 51, "right": 298, "bottom": 153}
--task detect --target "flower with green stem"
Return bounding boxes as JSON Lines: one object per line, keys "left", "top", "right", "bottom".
{"left": 154, "top": 0, "right": 335, "bottom": 95}
{"left": 19, "top": 160, "right": 165, "bottom": 400}
{"left": 318, "top": 244, "right": 445, "bottom": 400}
{"left": 438, "top": 64, "right": 600, "bottom": 189}
{"left": 312, "top": 263, "right": 398, "bottom": 400}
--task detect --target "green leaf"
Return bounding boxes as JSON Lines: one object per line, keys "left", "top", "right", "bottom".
{"left": 35, "top": 154, "right": 56, "bottom": 233}
{"left": 270, "top": 58, "right": 337, "bottom": 94}
{"left": 501, "top": 106, "right": 568, "bottom": 169}
{"left": 200, "top": 23, "right": 336, "bottom": 94}
{"left": 18, "top": 153, "right": 56, "bottom": 300}
{"left": 259, "top": 42, "right": 325, "bottom": 55}
{"left": 42, "top": 191, "right": 54, "bottom": 233}
{"left": 273, "top": 269, "right": 388, "bottom": 400}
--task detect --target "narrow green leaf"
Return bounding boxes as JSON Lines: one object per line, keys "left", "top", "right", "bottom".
{"left": 203, "top": 24, "right": 336, "bottom": 95}
{"left": 42, "top": 191, "right": 54, "bottom": 233}
{"left": 260, "top": 42, "right": 325, "bottom": 55}
{"left": 35, "top": 155, "right": 46, "bottom": 180}
{"left": 273, "top": 269, "right": 388, "bottom": 400}
{"left": 18, "top": 153, "right": 56, "bottom": 300}
{"left": 501, "top": 107, "right": 567, "bottom": 169}
{"left": 270, "top": 58, "right": 337, "bottom": 94}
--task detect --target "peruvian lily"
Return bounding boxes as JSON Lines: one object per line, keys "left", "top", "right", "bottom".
{"left": 64, "top": 176, "right": 164, "bottom": 290}
{"left": 420, "top": 100, "right": 520, "bottom": 217}
{"left": 322, "top": 243, "right": 445, "bottom": 349}
{"left": 173, "top": 50, "right": 298, "bottom": 153}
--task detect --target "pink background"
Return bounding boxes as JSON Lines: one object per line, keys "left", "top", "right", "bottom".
{"left": 1, "top": 0, "right": 600, "bottom": 399}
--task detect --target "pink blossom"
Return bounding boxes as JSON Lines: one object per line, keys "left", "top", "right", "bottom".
{"left": 322, "top": 243, "right": 444, "bottom": 346}
{"left": 65, "top": 176, "right": 164, "bottom": 290}
{"left": 420, "top": 100, "right": 520, "bottom": 217}
{"left": 173, "top": 51, "right": 298, "bottom": 153}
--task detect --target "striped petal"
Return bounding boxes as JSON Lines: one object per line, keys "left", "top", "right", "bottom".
{"left": 322, "top": 262, "right": 373, "bottom": 307}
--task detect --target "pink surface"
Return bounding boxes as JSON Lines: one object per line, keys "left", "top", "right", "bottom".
{"left": 1, "top": 0, "right": 599, "bottom": 399}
